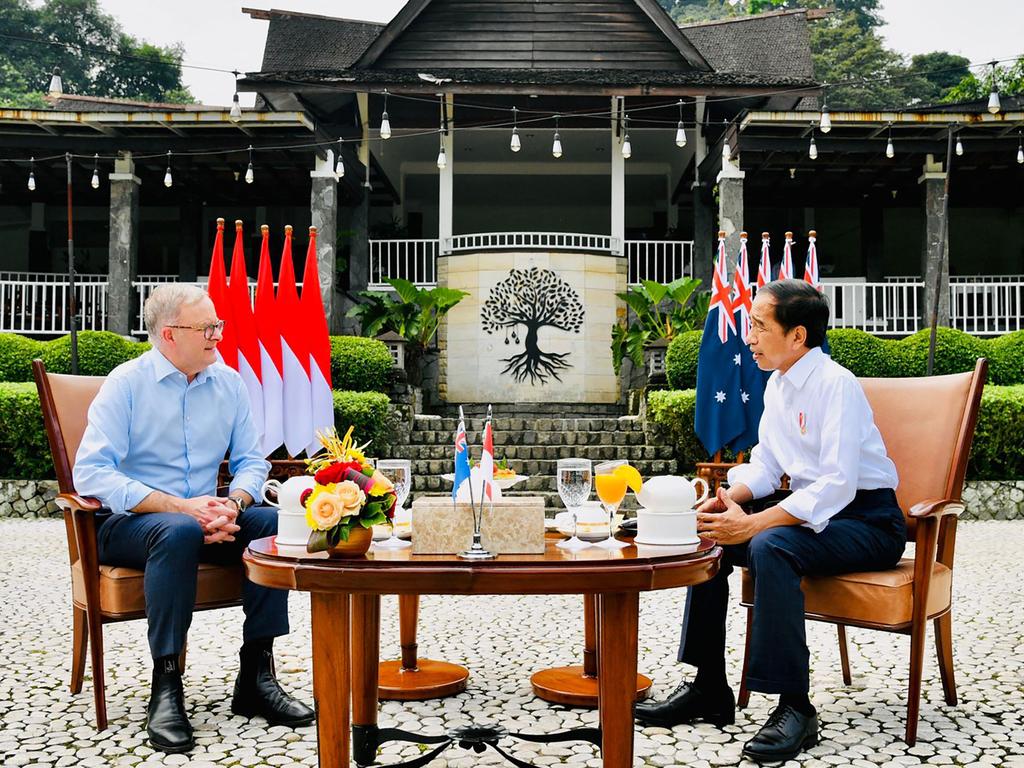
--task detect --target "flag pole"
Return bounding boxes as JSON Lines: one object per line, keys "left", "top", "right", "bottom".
{"left": 926, "top": 127, "right": 955, "bottom": 377}
{"left": 459, "top": 404, "right": 495, "bottom": 560}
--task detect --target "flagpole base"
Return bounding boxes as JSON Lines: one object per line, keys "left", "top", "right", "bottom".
{"left": 457, "top": 548, "right": 497, "bottom": 560}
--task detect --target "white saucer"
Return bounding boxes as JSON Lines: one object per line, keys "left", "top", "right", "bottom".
{"left": 632, "top": 536, "right": 701, "bottom": 547}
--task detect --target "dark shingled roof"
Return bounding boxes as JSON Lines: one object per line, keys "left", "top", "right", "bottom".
{"left": 681, "top": 10, "right": 815, "bottom": 80}
{"left": 42, "top": 94, "right": 219, "bottom": 112}
{"left": 255, "top": 9, "right": 384, "bottom": 72}
{"left": 243, "top": 67, "right": 816, "bottom": 90}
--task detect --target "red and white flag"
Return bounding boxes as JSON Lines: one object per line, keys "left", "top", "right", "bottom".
{"left": 228, "top": 221, "right": 265, "bottom": 444}
{"left": 779, "top": 231, "right": 795, "bottom": 280}
{"left": 757, "top": 232, "right": 771, "bottom": 289}
{"left": 206, "top": 218, "right": 237, "bottom": 369}
{"left": 732, "top": 233, "right": 753, "bottom": 341}
{"left": 709, "top": 232, "right": 737, "bottom": 343}
{"left": 277, "top": 226, "right": 313, "bottom": 457}
{"left": 803, "top": 230, "right": 821, "bottom": 289}
{"left": 300, "top": 226, "right": 335, "bottom": 457}
{"left": 255, "top": 225, "right": 284, "bottom": 456}
{"left": 480, "top": 407, "right": 495, "bottom": 501}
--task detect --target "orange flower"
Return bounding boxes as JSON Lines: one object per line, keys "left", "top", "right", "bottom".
{"left": 335, "top": 480, "right": 366, "bottom": 515}
{"left": 306, "top": 490, "right": 345, "bottom": 531}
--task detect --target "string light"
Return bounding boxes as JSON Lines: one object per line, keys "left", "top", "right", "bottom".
{"left": 510, "top": 106, "right": 521, "bottom": 152}
{"left": 163, "top": 150, "right": 173, "bottom": 187}
{"left": 722, "top": 138, "right": 731, "bottom": 161}
{"left": 1017, "top": 132, "right": 1023, "bottom": 164}
{"left": 987, "top": 62, "right": 1001, "bottom": 115}
{"left": 675, "top": 100, "right": 687, "bottom": 148}
{"left": 27, "top": 157, "right": 35, "bottom": 191}
{"left": 436, "top": 124, "right": 447, "bottom": 169}
{"left": 335, "top": 137, "right": 345, "bottom": 178}
{"left": 885, "top": 123, "right": 895, "bottom": 159}
{"left": 245, "top": 145, "right": 254, "bottom": 184}
{"left": 229, "top": 71, "right": 242, "bottom": 122}
{"left": 621, "top": 115, "right": 632, "bottom": 159}
{"left": 808, "top": 129, "right": 818, "bottom": 160}
{"left": 379, "top": 89, "right": 391, "bottom": 140}
{"left": 90, "top": 153, "right": 100, "bottom": 188}
{"left": 819, "top": 86, "right": 831, "bottom": 133}
{"left": 552, "top": 115, "right": 562, "bottom": 159}
{"left": 955, "top": 134, "right": 964, "bottom": 156}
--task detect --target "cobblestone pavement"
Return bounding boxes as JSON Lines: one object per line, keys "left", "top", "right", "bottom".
{"left": 1, "top": 519, "right": 1022, "bottom": 768}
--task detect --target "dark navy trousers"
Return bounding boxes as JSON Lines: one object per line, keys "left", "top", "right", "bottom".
{"left": 96, "top": 505, "right": 289, "bottom": 659}
{"left": 677, "top": 488, "right": 906, "bottom": 694}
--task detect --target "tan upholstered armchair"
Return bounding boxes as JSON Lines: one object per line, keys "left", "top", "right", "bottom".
{"left": 32, "top": 360, "right": 244, "bottom": 730}
{"left": 736, "top": 359, "right": 987, "bottom": 746}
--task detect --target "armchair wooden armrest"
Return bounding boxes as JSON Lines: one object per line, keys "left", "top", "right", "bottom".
{"left": 908, "top": 498, "right": 965, "bottom": 519}
{"left": 54, "top": 493, "right": 104, "bottom": 514}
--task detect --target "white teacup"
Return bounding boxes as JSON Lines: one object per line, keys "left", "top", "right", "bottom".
{"left": 261, "top": 476, "right": 316, "bottom": 512}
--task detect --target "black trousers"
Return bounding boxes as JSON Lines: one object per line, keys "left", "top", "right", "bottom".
{"left": 677, "top": 488, "right": 906, "bottom": 694}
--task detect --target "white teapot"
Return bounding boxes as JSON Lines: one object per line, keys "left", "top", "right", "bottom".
{"left": 635, "top": 475, "right": 709, "bottom": 512}
{"left": 261, "top": 476, "right": 316, "bottom": 512}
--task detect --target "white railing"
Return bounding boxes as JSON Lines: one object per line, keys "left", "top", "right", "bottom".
{"left": 0, "top": 279, "right": 108, "bottom": 334}
{"left": 625, "top": 240, "right": 694, "bottom": 284}
{"left": 0, "top": 271, "right": 107, "bottom": 283}
{"left": 368, "top": 239, "right": 439, "bottom": 290}
{"left": 445, "top": 231, "right": 618, "bottom": 254}
{"left": 820, "top": 280, "right": 924, "bottom": 335}
{"left": 950, "top": 281, "right": 1024, "bottom": 335}
{"left": 132, "top": 279, "right": 300, "bottom": 335}
{"left": 951, "top": 274, "right": 1024, "bottom": 283}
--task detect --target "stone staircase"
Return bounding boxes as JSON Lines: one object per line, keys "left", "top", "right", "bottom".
{"left": 405, "top": 406, "right": 677, "bottom": 513}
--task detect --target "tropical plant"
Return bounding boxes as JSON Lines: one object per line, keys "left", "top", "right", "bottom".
{"left": 348, "top": 278, "right": 468, "bottom": 350}
{"left": 611, "top": 277, "right": 706, "bottom": 375}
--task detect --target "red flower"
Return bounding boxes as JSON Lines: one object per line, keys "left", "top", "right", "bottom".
{"left": 314, "top": 460, "right": 364, "bottom": 485}
{"left": 299, "top": 488, "right": 313, "bottom": 508}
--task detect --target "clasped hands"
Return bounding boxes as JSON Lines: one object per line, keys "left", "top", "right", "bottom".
{"left": 696, "top": 487, "right": 759, "bottom": 546}
{"left": 181, "top": 496, "right": 241, "bottom": 544}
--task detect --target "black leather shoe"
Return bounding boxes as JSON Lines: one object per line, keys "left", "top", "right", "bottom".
{"left": 742, "top": 704, "right": 819, "bottom": 763}
{"left": 231, "top": 645, "right": 315, "bottom": 727}
{"left": 147, "top": 657, "right": 194, "bottom": 754}
{"left": 634, "top": 680, "right": 735, "bottom": 728}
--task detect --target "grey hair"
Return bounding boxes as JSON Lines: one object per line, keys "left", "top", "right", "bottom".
{"left": 144, "top": 283, "right": 209, "bottom": 345}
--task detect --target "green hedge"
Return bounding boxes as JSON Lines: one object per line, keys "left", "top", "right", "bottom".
{"left": 665, "top": 327, "right": 1019, "bottom": 388}
{"left": 647, "top": 385, "right": 1024, "bottom": 481}
{"left": 0, "top": 383, "right": 397, "bottom": 481}
{"left": 0, "top": 332, "right": 395, "bottom": 392}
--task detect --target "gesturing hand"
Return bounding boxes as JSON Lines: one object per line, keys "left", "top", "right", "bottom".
{"left": 696, "top": 488, "right": 758, "bottom": 546}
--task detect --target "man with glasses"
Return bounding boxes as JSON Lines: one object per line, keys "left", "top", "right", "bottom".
{"left": 74, "top": 284, "right": 313, "bottom": 754}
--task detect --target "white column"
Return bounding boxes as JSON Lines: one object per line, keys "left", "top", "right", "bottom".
{"left": 439, "top": 94, "right": 454, "bottom": 254}
{"left": 610, "top": 96, "right": 625, "bottom": 256}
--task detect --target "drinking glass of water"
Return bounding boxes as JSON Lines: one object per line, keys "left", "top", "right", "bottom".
{"left": 556, "top": 457, "right": 593, "bottom": 551}
{"left": 375, "top": 459, "right": 412, "bottom": 550}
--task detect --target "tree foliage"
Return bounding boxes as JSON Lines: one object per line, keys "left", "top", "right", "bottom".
{"left": 941, "top": 56, "right": 1024, "bottom": 103}
{"left": 0, "top": 0, "right": 193, "bottom": 107}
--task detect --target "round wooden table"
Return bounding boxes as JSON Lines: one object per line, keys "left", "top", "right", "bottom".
{"left": 244, "top": 537, "right": 720, "bottom": 768}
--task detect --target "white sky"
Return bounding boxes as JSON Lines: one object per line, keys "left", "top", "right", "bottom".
{"left": 92, "top": 0, "right": 1024, "bottom": 106}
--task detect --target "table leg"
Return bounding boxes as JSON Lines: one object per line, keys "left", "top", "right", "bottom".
{"left": 311, "top": 592, "right": 351, "bottom": 768}
{"left": 378, "top": 594, "right": 470, "bottom": 701}
{"left": 597, "top": 592, "right": 639, "bottom": 768}
{"left": 531, "top": 594, "right": 651, "bottom": 708}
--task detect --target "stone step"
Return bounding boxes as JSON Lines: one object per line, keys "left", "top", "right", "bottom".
{"left": 410, "top": 430, "right": 654, "bottom": 448}
{"left": 412, "top": 415, "right": 645, "bottom": 434}
{"left": 430, "top": 403, "right": 626, "bottom": 419}
{"left": 401, "top": 444, "right": 676, "bottom": 462}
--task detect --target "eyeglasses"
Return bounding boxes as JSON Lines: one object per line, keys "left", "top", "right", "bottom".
{"left": 166, "top": 320, "right": 225, "bottom": 340}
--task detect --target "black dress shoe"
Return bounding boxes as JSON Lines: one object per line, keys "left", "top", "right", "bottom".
{"left": 147, "top": 658, "right": 194, "bottom": 754}
{"left": 742, "top": 703, "right": 818, "bottom": 763}
{"left": 634, "top": 680, "right": 735, "bottom": 728}
{"left": 231, "top": 645, "right": 315, "bottom": 727}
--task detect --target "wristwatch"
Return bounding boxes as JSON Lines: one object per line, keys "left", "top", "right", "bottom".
{"left": 226, "top": 495, "right": 248, "bottom": 514}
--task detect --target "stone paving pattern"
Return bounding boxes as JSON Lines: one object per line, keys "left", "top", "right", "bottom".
{"left": 1, "top": 519, "right": 1022, "bottom": 768}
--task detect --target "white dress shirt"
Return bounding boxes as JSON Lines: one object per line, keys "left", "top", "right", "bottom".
{"left": 726, "top": 346, "right": 898, "bottom": 533}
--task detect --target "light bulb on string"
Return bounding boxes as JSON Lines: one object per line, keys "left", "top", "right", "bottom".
{"left": 987, "top": 62, "right": 1001, "bottom": 114}
{"left": 245, "top": 145, "right": 254, "bottom": 184}
{"left": 955, "top": 135, "right": 964, "bottom": 156}
{"left": 621, "top": 116, "right": 631, "bottom": 159}
{"left": 91, "top": 153, "right": 100, "bottom": 189}
{"left": 885, "top": 124, "right": 894, "bottom": 159}
{"left": 1018, "top": 133, "right": 1023, "bottom": 164}
{"left": 552, "top": 115, "right": 562, "bottom": 158}
{"left": 335, "top": 138, "right": 345, "bottom": 178}
{"left": 229, "top": 72, "right": 242, "bottom": 122}
{"left": 808, "top": 133, "right": 818, "bottom": 160}
{"left": 722, "top": 139, "right": 731, "bottom": 161}
{"left": 164, "top": 151, "right": 173, "bottom": 188}
{"left": 675, "top": 100, "right": 687, "bottom": 147}
{"left": 437, "top": 126, "right": 447, "bottom": 169}
{"left": 510, "top": 107, "right": 521, "bottom": 152}
{"left": 379, "top": 89, "right": 391, "bottom": 140}
{"left": 819, "top": 86, "right": 831, "bottom": 133}
{"left": 27, "top": 157, "right": 35, "bottom": 191}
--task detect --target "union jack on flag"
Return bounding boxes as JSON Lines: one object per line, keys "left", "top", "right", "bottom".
{"left": 803, "top": 231, "right": 821, "bottom": 289}
{"left": 779, "top": 231, "right": 795, "bottom": 280}
{"left": 757, "top": 233, "right": 771, "bottom": 289}
{"left": 452, "top": 410, "right": 471, "bottom": 500}
{"left": 732, "top": 234, "right": 753, "bottom": 340}
{"left": 709, "top": 233, "right": 737, "bottom": 342}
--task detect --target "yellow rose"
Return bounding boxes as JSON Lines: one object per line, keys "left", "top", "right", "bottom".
{"left": 334, "top": 480, "right": 366, "bottom": 515}
{"left": 369, "top": 469, "right": 394, "bottom": 496}
{"left": 306, "top": 490, "right": 345, "bottom": 531}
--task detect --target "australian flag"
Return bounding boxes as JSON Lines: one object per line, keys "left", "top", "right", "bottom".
{"left": 452, "top": 410, "right": 471, "bottom": 500}
{"left": 729, "top": 237, "right": 770, "bottom": 452}
{"left": 695, "top": 235, "right": 746, "bottom": 456}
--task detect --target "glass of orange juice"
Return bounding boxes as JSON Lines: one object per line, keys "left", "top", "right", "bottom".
{"left": 593, "top": 460, "right": 632, "bottom": 550}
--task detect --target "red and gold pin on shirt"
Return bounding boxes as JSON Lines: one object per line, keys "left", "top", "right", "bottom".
{"left": 798, "top": 411, "right": 807, "bottom": 435}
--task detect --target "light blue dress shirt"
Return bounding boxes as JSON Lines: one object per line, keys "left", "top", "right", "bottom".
{"left": 73, "top": 348, "right": 270, "bottom": 515}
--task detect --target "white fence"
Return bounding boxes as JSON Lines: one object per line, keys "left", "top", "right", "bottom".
{"left": 368, "top": 239, "right": 439, "bottom": 290}
{"left": 445, "top": 231, "right": 618, "bottom": 255}
{"left": 950, "top": 281, "right": 1024, "bottom": 335}
{"left": 0, "top": 279, "right": 108, "bottom": 335}
{"left": 819, "top": 280, "right": 924, "bottom": 335}
{"left": 626, "top": 240, "right": 694, "bottom": 284}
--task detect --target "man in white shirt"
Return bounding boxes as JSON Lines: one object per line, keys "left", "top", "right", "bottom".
{"left": 635, "top": 279, "right": 905, "bottom": 763}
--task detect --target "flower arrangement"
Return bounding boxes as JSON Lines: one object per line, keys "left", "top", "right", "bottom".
{"left": 304, "top": 426, "right": 397, "bottom": 553}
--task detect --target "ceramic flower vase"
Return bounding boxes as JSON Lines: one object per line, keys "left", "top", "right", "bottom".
{"left": 327, "top": 525, "right": 373, "bottom": 558}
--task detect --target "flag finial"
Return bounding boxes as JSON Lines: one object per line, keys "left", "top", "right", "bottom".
{"left": 718, "top": 230, "right": 726, "bottom": 239}
{"left": 284, "top": 224, "right": 293, "bottom": 235}
{"left": 740, "top": 231, "right": 747, "bottom": 240}
{"left": 761, "top": 231, "right": 770, "bottom": 239}
{"left": 309, "top": 226, "right": 317, "bottom": 236}
{"left": 785, "top": 230, "right": 793, "bottom": 239}
{"left": 216, "top": 217, "right": 224, "bottom": 230}
{"left": 260, "top": 224, "right": 269, "bottom": 234}
{"left": 235, "top": 219, "right": 243, "bottom": 231}
{"left": 808, "top": 229, "right": 817, "bottom": 238}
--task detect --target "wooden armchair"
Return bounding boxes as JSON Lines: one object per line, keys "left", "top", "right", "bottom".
{"left": 32, "top": 360, "right": 244, "bottom": 730}
{"left": 736, "top": 359, "right": 987, "bottom": 745}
